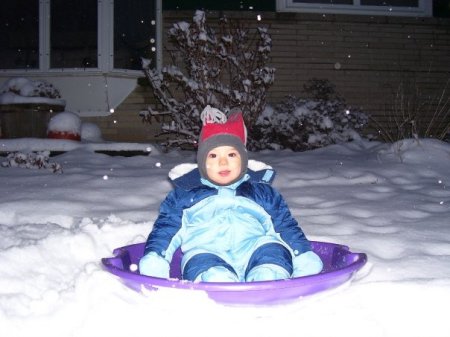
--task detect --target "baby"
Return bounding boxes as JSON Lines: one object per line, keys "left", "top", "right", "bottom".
{"left": 139, "top": 106, "right": 323, "bottom": 282}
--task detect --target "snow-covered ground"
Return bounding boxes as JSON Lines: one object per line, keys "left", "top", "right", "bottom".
{"left": 0, "top": 138, "right": 449, "bottom": 337}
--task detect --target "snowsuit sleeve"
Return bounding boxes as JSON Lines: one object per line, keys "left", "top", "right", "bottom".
{"left": 143, "top": 188, "right": 184, "bottom": 262}
{"left": 244, "top": 183, "right": 312, "bottom": 255}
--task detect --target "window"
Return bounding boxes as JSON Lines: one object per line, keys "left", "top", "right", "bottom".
{"left": 113, "top": 0, "right": 157, "bottom": 70}
{"left": 50, "top": 0, "right": 98, "bottom": 69}
{"left": 276, "top": 0, "right": 433, "bottom": 16}
{"left": 0, "top": 0, "right": 159, "bottom": 72}
{"left": 0, "top": 0, "right": 39, "bottom": 69}
{"left": 162, "top": 0, "right": 276, "bottom": 11}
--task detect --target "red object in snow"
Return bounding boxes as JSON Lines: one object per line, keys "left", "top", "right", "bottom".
{"left": 47, "top": 130, "right": 81, "bottom": 141}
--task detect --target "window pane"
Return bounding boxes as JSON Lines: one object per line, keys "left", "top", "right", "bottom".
{"left": 361, "top": 0, "right": 418, "bottom": 6}
{"left": 114, "top": 0, "right": 156, "bottom": 70}
{"left": 50, "top": 0, "right": 97, "bottom": 69}
{"left": 0, "top": 0, "right": 39, "bottom": 69}
{"left": 292, "top": 0, "right": 353, "bottom": 4}
{"left": 162, "top": 0, "right": 275, "bottom": 11}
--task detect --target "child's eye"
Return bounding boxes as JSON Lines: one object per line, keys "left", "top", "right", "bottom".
{"left": 228, "top": 152, "right": 237, "bottom": 157}
{"left": 208, "top": 153, "right": 217, "bottom": 158}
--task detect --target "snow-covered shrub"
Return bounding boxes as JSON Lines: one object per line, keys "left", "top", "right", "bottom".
{"left": 0, "top": 77, "right": 62, "bottom": 99}
{"left": 140, "top": 10, "right": 275, "bottom": 148}
{"left": 1, "top": 151, "right": 63, "bottom": 173}
{"left": 251, "top": 79, "right": 369, "bottom": 151}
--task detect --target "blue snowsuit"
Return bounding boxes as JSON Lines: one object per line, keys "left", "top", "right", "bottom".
{"left": 141, "top": 164, "right": 320, "bottom": 281}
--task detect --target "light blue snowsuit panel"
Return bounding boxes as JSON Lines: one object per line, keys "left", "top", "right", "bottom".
{"left": 179, "top": 176, "right": 289, "bottom": 279}
{"left": 143, "top": 166, "right": 314, "bottom": 281}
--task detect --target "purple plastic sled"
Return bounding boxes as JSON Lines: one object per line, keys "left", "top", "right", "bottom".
{"left": 101, "top": 241, "right": 367, "bottom": 305}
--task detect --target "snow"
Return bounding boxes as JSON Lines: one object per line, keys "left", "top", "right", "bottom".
{"left": 80, "top": 122, "right": 103, "bottom": 142}
{"left": 47, "top": 111, "right": 82, "bottom": 135}
{"left": 46, "top": 108, "right": 103, "bottom": 141}
{"left": 0, "top": 138, "right": 449, "bottom": 337}
{"left": 0, "top": 77, "right": 66, "bottom": 107}
{"left": 0, "top": 138, "right": 153, "bottom": 153}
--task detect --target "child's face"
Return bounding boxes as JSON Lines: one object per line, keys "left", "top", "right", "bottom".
{"left": 205, "top": 145, "right": 242, "bottom": 185}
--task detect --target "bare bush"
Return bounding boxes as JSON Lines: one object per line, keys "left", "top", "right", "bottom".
{"left": 140, "top": 10, "right": 275, "bottom": 148}
{"left": 370, "top": 78, "right": 450, "bottom": 143}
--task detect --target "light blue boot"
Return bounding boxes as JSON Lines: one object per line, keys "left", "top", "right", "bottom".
{"left": 246, "top": 263, "right": 290, "bottom": 282}
{"left": 195, "top": 266, "right": 239, "bottom": 282}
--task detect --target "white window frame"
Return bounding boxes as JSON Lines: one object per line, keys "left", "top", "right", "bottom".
{"left": 276, "top": 0, "right": 432, "bottom": 17}
{"left": 2, "top": 0, "right": 162, "bottom": 75}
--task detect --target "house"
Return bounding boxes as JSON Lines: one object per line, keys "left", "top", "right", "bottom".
{"left": 1, "top": 0, "right": 449, "bottom": 142}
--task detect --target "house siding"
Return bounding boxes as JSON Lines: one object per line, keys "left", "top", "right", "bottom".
{"left": 86, "top": 10, "right": 450, "bottom": 142}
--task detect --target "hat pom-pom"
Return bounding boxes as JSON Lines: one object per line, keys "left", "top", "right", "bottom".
{"left": 200, "top": 105, "right": 227, "bottom": 125}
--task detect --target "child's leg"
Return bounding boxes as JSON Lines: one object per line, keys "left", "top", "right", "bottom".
{"left": 245, "top": 243, "right": 293, "bottom": 282}
{"left": 183, "top": 253, "right": 239, "bottom": 282}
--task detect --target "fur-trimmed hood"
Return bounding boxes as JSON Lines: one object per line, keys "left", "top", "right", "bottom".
{"left": 168, "top": 159, "right": 276, "bottom": 190}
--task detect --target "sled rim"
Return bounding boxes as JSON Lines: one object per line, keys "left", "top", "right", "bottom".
{"left": 102, "top": 241, "right": 367, "bottom": 303}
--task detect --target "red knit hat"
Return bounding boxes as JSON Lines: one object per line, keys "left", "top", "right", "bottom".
{"left": 197, "top": 106, "right": 248, "bottom": 185}
{"left": 199, "top": 108, "right": 247, "bottom": 145}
